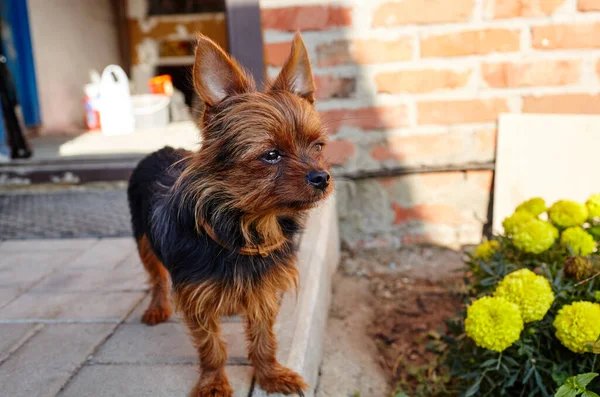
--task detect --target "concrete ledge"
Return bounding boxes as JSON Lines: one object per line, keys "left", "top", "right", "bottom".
{"left": 253, "top": 195, "right": 340, "bottom": 397}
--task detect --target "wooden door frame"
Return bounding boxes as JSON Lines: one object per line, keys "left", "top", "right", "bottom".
{"left": 224, "top": 0, "right": 265, "bottom": 86}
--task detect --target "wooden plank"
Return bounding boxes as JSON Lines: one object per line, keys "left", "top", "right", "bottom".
{"left": 493, "top": 114, "right": 600, "bottom": 233}
{"left": 225, "top": 0, "right": 265, "bottom": 86}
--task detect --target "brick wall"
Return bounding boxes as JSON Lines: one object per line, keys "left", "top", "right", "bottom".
{"left": 260, "top": 0, "right": 600, "bottom": 249}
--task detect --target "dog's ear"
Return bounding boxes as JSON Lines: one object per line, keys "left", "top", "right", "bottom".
{"left": 193, "top": 34, "right": 254, "bottom": 107}
{"left": 271, "top": 32, "right": 315, "bottom": 103}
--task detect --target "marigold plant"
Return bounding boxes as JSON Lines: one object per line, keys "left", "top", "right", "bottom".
{"left": 494, "top": 268, "right": 554, "bottom": 323}
{"left": 561, "top": 227, "right": 596, "bottom": 256}
{"left": 502, "top": 210, "right": 535, "bottom": 235}
{"left": 464, "top": 296, "right": 523, "bottom": 352}
{"left": 439, "top": 195, "right": 600, "bottom": 397}
{"left": 473, "top": 240, "right": 500, "bottom": 261}
{"left": 554, "top": 301, "right": 600, "bottom": 354}
{"left": 516, "top": 197, "right": 547, "bottom": 216}
{"left": 512, "top": 219, "right": 558, "bottom": 254}
{"left": 548, "top": 200, "right": 588, "bottom": 228}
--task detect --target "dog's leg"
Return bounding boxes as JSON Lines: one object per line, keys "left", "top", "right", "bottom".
{"left": 138, "top": 235, "right": 172, "bottom": 325}
{"left": 183, "top": 311, "right": 232, "bottom": 397}
{"left": 245, "top": 298, "right": 308, "bottom": 396}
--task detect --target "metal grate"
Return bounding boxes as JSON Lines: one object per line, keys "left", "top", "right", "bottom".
{"left": 0, "top": 188, "right": 132, "bottom": 240}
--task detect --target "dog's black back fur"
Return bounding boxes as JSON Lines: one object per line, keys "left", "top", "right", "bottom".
{"left": 127, "top": 147, "right": 301, "bottom": 289}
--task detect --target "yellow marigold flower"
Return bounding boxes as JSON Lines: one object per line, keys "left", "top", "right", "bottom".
{"left": 586, "top": 194, "right": 600, "bottom": 221}
{"left": 494, "top": 269, "right": 554, "bottom": 323}
{"left": 502, "top": 211, "right": 535, "bottom": 235}
{"left": 554, "top": 301, "right": 600, "bottom": 353}
{"left": 474, "top": 240, "right": 500, "bottom": 261}
{"left": 548, "top": 200, "right": 588, "bottom": 228}
{"left": 515, "top": 197, "right": 547, "bottom": 216}
{"left": 512, "top": 219, "right": 557, "bottom": 254}
{"left": 465, "top": 296, "right": 523, "bottom": 352}
{"left": 560, "top": 226, "right": 596, "bottom": 256}
{"left": 563, "top": 256, "right": 593, "bottom": 281}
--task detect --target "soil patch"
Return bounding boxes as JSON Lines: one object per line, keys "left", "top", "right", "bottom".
{"left": 317, "top": 246, "right": 466, "bottom": 397}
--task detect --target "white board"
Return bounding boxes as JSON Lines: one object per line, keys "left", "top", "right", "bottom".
{"left": 493, "top": 113, "right": 600, "bottom": 233}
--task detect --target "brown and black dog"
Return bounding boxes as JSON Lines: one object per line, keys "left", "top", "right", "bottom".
{"left": 127, "top": 32, "right": 332, "bottom": 397}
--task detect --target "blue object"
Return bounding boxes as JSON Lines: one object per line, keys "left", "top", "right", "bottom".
{"left": 0, "top": 107, "right": 9, "bottom": 158}
{"left": 0, "top": 0, "right": 41, "bottom": 128}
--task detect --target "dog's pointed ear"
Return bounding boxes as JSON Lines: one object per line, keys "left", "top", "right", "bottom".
{"left": 271, "top": 32, "right": 315, "bottom": 103}
{"left": 193, "top": 34, "right": 253, "bottom": 107}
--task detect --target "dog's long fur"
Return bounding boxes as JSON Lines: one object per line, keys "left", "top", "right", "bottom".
{"left": 127, "top": 32, "right": 332, "bottom": 397}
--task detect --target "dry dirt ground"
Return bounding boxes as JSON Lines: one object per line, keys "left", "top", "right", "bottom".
{"left": 316, "top": 246, "right": 467, "bottom": 397}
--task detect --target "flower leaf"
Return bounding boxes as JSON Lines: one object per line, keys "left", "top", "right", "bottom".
{"left": 465, "top": 376, "right": 482, "bottom": 397}
{"left": 554, "top": 385, "right": 580, "bottom": 397}
{"left": 574, "top": 373, "right": 599, "bottom": 388}
{"left": 582, "top": 392, "right": 600, "bottom": 397}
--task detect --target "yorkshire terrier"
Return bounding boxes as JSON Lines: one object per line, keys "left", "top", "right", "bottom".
{"left": 127, "top": 32, "right": 332, "bottom": 397}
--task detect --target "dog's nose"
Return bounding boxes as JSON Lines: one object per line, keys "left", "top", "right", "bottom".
{"left": 306, "top": 170, "right": 330, "bottom": 190}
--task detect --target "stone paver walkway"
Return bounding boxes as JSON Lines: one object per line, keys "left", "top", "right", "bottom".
{"left": 0, "top": 196, "right": 339, "bottom": 397}
{"left": 0, "top": 237, "right": 252, "bottom": 397}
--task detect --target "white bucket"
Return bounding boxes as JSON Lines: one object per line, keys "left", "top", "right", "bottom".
{"left": 99, "top": 65, "right": 135, "bottom": 136}
{"left": 132, "top": 94, "right": 171, "bottom": 129}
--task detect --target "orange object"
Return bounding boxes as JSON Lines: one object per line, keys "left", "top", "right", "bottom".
{"left": 83, "top": 95, "right": 101, "bottom": 130}
{"left": 149, "top": 75, "right": 174, "bottom": 96}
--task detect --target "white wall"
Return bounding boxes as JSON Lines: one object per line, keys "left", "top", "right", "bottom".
{"left": 27, "top": 0, "right": 121, "bottom": 135}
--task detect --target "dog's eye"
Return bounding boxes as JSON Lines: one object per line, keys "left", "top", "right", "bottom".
{"left": 262, "top": 150, "right": 282, "bottom": 164}
{"left": 314, "top": 143, "right": 324, "bottom": 153}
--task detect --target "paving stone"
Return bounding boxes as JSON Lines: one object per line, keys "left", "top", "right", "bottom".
{"left": 0, "top": 250, "right": 81, "bottom": 269}
{"left": 0, "top": 323, "right": 116, "bottom": 397}
{"left": 0, "top": 262, "right": 61, "bottom": 290}
{"left": 117, "top": 250, "right": 142, "bottom": 269}
{"left": 58, "top": 364, "right": 253, "bottom": 397}
{"left": 93, "top": 322, "right": 248, "bottom": 365}
{"left": 0, "top": 324, "right": 41, "bottom": 363}
{"left": 0, "top": 238, "right": 98, "bottom": 253}
{"left": 125, "top": 294, "right": 181, "bottom": 324}
{"left": 30, "top": 263, "right": 147, "bottom": 293}
{"left": 0, "top": 288, "right": 21, "bottom": 309}
{"left": 0, "top": 291, "right": 145, "bottom": 322}
{"left": 125, "top": 293, "right": 242, "bottom": 324}
{"left": 66, "top": 238, "right": 136, "bottom": 269}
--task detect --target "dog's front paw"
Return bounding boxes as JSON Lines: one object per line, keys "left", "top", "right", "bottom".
{"left": 257, "top": 366, "right": 308, "bottom": 396}
{"left": 189, "top": 378, "right": 233, "bottom": 397}
{"left": 141, "top": 306, "right": 171, "bottom": 325}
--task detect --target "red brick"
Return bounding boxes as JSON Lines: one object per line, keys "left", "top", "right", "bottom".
{"left": 522, "top": 94, "right": 600, "bottom": 114}
{"left": 418, "top": 99, "right": 509, "bottom": 125}
{"left": 373, "top": 0, "right": 474, "bottom": 26}
{"left": 370, "top": 133, "right": 464, "bottom": 162}
{"left": 316, "top": 38, "right": 413, "bottom": 67}
{"left": 261, "top": 6, "right": 352, "bottom": 32}
{"left": 392, "top": 203, "right": 468, "bottom": 226}
{"left": 264, "top": 42, "right": 291, "bottom": 67}
{"left": 532, "top": 23, "right": 600, "bottom": 50}
{"left": 421, "top": 29, "right": 520, "bottom": 58}
{"left": 487, "top": 0, "right": 565, "bottom": 18}
{"left": 482, "top": 60, "right": 581, "bottom": 88}
{"left": 578, "top": 0, "right": 600, "bottom": 11}
{"left": 376, "top": 69, "right": 471, "bottom": 94}
{"left": 323, "top": 139, "right": 355, "bottom": 165}
{"left": 320, "top": 106, "right": 409, "bottom": 134}
{"left": 314, "top": 75, "right": 356, "bottom": 100}
{"left": 467, "top": 170, "right": 494, "bottom": 192}
{"left": 401, "top": 233, "right": 437, "bottom": 246}
{"left": 475, "top": 129, "right": 497, "bottom": 155}
{"left": 419, "top": 172, "right": 465, "bottom": 189}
